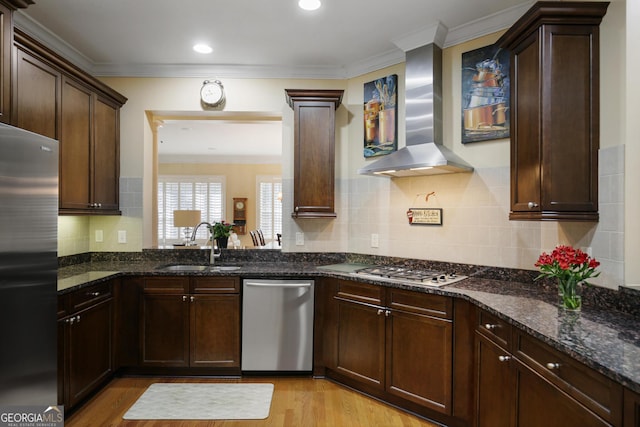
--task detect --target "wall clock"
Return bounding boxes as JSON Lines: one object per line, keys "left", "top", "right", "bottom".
{"left": 200, "top": 79, "right": 225, "bottom": 107}
{"left": 233, "top": 197, "right": 247, "bottom": 234}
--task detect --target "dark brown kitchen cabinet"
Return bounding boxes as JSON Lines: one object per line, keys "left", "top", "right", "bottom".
{"left": 0, "top": 1, "right": 12, "bottom": 124}
{"left": 474, "top": 308, "right": 623, "bottom": 427}
{"left": 624, "top": 388, "right": 640, "bottom": 427}
{"left": 325, "top": 279, "right": 454, "bottom": 416}
{"left": 285, "top": 89, "right": 343, "bottom": 219}
{"left": 13, "top": 47, "right": 60, "bottom": 138}
{"left": 58, "top": 280, "right": 114, "bottom": 410}
{"left": 13, "top": 29, "right": 127, "bottom": 215}
{"left": 497, "top": 2, "right": 609, "bottom": 221}
{"left": 140, "top": 276, "right": 240, "bottom": 370}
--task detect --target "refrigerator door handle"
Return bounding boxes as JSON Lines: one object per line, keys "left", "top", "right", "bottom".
{"left": 243, "top": 281, "right": 312, "bottom": 288}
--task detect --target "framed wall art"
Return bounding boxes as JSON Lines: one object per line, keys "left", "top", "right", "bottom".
{"left": 363, "top": 74, "right": 398, "bottom": 157}
{"left": 461, "top": 44, "right": 510, "bottom": 144}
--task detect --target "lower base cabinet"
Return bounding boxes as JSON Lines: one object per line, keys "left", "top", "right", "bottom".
{"left": 325, "top": 279, "right": 455, "bottom": 417}
{"left": 474, "top": 308, "right": 623, "bottom": 427}
{"left": 58, "top": 280, "right": 114, "bottom": 409}
{"left": 140, "top": 276, "right": 240, "bottom": 370}
{"left": 624, "top": 388, "right": 640, "bottom": 427}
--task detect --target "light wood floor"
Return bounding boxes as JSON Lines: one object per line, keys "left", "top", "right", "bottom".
{"left": 65, "top": 376, "right": 439, "bottom": 427}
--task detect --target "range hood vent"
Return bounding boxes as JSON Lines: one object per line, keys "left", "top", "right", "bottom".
{"left": 358, "top": 43, "right": 473, "bottom": 177}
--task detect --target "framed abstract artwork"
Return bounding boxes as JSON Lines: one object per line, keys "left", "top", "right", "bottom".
{"left": 363, "top": 74, "right": 398, "bottom": 157}
{"left": 461, "top": 45, "right": 510, "bottom": 143}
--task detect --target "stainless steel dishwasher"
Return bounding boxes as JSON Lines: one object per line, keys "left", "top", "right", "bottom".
{"left": 241, "top": 279, "right": 314, "bottom": 372}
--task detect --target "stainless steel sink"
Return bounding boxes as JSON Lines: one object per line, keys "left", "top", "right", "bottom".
{"left": 157, "top": 264, "right": 241, "bottom": 272}
{"left": 159, "top": 265, "right": 210, "bottom": 271}
{"left": 210, "top": 266, "right": 241, "bottom": 271}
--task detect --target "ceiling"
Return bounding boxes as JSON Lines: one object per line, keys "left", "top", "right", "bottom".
{"left": 14, "top": 0, "right": 532, "bottom": 159}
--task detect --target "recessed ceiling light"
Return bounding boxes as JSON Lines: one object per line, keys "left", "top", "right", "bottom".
{"left": 298, "top": 0, "right": 321, "bottom": 11}
{"left": 193, "top": 43, "right": 212, "bottom": 54}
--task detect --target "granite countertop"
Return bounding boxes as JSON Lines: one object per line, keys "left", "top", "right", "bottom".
{"left": 57, "top": 259, "right": 640, "bottom": 394}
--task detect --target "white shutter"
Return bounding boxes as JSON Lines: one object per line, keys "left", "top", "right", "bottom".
{"left": 257, "top": 176, "right": 282, "bottom": 240}
{"left": 158, "top": 176, "right": 225, "bottom": 244}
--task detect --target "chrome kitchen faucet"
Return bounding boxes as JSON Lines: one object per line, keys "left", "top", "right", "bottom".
{"left": 191, "top": 222, "right": 221, "bottom": 265}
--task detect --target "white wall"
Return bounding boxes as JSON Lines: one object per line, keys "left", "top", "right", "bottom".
{"left": 57, "top": 2, "right": 632, "bottom": 290}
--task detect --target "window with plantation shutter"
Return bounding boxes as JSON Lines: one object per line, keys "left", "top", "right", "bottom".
{"left": 158, "top": 175, "right": 225, "bottom": 244}
{"left": 257, "top": 176, "right": 282, "bottom": 241}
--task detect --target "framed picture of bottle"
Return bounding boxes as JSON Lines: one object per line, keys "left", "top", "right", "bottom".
{"left": 363, "top": 74, "right": 398, "bottom": 157}
{"left": 461, "top": 44, "right": 510, "bottom": 143}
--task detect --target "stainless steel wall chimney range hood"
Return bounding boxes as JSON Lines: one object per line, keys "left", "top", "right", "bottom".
{"left": 358, "top": 43, "right": 473, "bottom": 177}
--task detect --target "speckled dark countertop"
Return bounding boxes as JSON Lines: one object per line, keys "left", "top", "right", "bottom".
{"left": 57, "top": 249, "right": 640, "bottom": 394}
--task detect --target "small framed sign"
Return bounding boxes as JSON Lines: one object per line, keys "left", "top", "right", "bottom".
{"left": 407, "top": 208, "right": 443, "bottom": 225}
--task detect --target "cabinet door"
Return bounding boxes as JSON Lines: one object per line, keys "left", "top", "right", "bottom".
{"left": 334, "top": 298, "right": 385, "bottom": 390}
{"left": 475, "top": 332, "right": 514, "bottom": 427}
{"left": 514, "top": 358, "right": 610, "bottom": 427}
{"left": 0, "top": 2, "right": 10, "bottom": 124}
{"left": 386, "top": 308, "right": 452, "bottom": 414}
{"left": 510, "top": 32, "right": 541, "bottom": 215}
{"left": 140, "top": 293, "right": 189, "bottom": 367}
{"left": 293, "top": 100, "right": 336, "bottom": 217}
{"left": 14, "top": 48, "right": 60, "bottom": 138}
{"left": 93, "top": 96, "right": 120, "bottom": 212}
{"left": 67, "top": 298, "right": 113, "bottom": 408}
{"left": 59, "top": 77, "right": 92, "bottom": 211}
{"left": 624, "top": 387, "right": 640, "bottom": 427}
{"left": 190, "top": 294, "right": 240, "bottom": 368}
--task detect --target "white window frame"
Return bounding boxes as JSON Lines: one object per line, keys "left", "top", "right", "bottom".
{"left": 158, "top": 175, "right": 226, "bottom": 245}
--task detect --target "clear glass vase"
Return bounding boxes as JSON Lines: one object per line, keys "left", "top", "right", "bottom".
{"left": 558, "top": 277, "right": 582, "bottom": 311}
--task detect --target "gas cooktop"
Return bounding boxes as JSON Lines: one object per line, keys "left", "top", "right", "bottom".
{"left": 353, "top": 266, "right": 467, "bottom": 287}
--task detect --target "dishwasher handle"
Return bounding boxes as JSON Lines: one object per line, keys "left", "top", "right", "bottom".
{"left": 244, "top": 281, "right": 312, "bottom": 288}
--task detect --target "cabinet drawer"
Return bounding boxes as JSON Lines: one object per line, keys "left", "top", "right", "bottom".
{"left": 68, "top": 281, "right": 112, "bottom": 313}
{"left": 476, "top": 310, "right": 511, "bottom": 349}
{"left": 335, "top": 280, "right": 384, "bottom": 306}
{"left": 143, "top": 277, "right": 188, "bottom": 294}
{"left": 387, "top": 288, "right": 452, "bottom": 319}
{"left": 191, "top": 276, "right": 239, "bottom": 293}
{"left": 514, "top": 331, "right": 623, "bottom": 424}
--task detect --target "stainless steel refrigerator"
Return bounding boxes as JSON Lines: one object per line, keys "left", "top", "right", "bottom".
{"left": 0, "top": 123, "right": 58, "bottom": 405}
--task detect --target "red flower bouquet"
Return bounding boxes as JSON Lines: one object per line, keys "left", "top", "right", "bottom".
{"left": 535, "top": 245, "right": 600, "bottom": 310}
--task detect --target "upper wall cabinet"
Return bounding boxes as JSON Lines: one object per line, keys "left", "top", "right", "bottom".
{"left": 497, "top": 2, "right": 608, "bottom": 221}
{"left": 285, "top": 89, "right": 343, "bottom": 219}
{"left": 13, "top": 29, "right": 127, "bottom": 215}
{"left": 0, "top": 2, "right": 12, "bottom": 124}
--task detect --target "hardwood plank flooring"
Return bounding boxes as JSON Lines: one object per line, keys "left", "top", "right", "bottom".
{"left": 65, "top": 376, "right": 439, "bottom": 427}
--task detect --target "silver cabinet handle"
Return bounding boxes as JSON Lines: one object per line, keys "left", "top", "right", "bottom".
{"left": 527, "top": 201, "right": 539, "bottom": 209}
{"left": 498, "top": 355, "right": 511, "bottom": 362}
{"left": 377, "top": 309, "right": 384, "bottom": 315}
{"left": 76, "top": 315, "right": 80, "bottom": 323}
{"left": 190, "top": 296, "right": 195, "bottom": 303}
{"left": 546, "top": 362, "right": 560, "bottom": 370}
{"left": 385, "top": 310, "right": 390, "bottom": 317}
{"left": 88, "top": 291, "right": 100, "bottom": 297}
{"left": 182, "top": 295, "right": 187, "bottom": 302}
{"left": 484, "top": 323, "right": 497, "bottom": 330}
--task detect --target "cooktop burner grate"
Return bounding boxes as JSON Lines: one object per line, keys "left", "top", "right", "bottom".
{"left": 354, "top": 266, "right": 467, "bottom": 287}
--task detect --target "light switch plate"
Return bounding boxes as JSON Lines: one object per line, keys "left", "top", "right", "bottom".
{"left": 95, "top": 230, "right": 103, "bottom": 242}
{"left": 295, "top": 232, "right": 304, "bottom": 246}
{"left": 118, "top": 230, "right": 127, "bottom": 244}
{"left": 371, "top": 233, "right": 379, "bottom": 248}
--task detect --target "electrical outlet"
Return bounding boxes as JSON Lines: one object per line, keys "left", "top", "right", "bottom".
{"left": 95, "top": 230, "right": 103, "bottom": 242}
{"left": 295, "top": 232, "right": 304, "bottom": 246}
{"left": 118, "top": 230, "right": 127, "bottom": 244}
{"left": 371, "top": 233, "right": 379, "bottom": 248}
